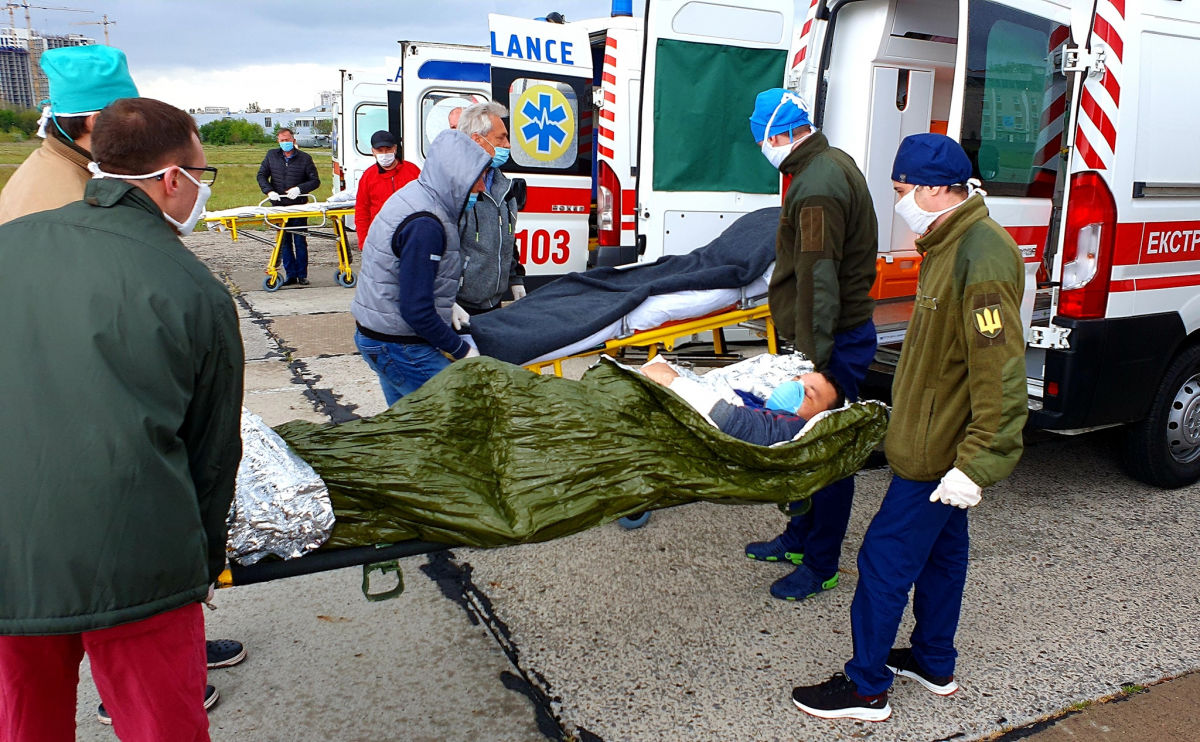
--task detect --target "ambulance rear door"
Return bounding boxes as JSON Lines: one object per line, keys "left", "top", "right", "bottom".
{"left": 397, "top": 41, "right": 491, "bottom": 171}
{"left": 335, "top": 68, "right": 394, "bottom": 199}
{"left": 487, "top": 14, "right": 594, "bottom": 285}
{"left": 635, "top": 0, "right": 795, "bottom": 260}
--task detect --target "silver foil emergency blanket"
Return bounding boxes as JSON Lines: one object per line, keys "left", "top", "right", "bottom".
{"left": 676, "top": 352, "right": 815, "bottom": 405}
{"left": 227, "top": 408, "right": 334, "bottom": 565}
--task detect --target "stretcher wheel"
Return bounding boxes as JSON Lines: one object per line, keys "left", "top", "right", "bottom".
{"left": 335, "top": 270, "right": 356, "bottom": 288}
{"left": 618, "top": 512, "right": 651, "bottom": 530}
{"left": 263, "top": 275, "right": 282, "bottom": 292}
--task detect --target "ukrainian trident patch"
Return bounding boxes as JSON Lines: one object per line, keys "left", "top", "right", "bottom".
{"left": 972, "top": 293, "right": 1005, "bottom": 346}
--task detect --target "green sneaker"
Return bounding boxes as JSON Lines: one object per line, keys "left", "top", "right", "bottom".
{"left": 745, "top": 534, "right": 804, "bottom": 564}
{"left": 770, "top": 564, "right": 838, "bottom": 601}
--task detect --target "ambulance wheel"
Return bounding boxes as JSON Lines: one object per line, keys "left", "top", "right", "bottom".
{"left": 335, "top": 270, "right": 356, "bottom": 288}
{"left": 1123, "top": 344, "right": 1200, "bottom": 488}
{"left": 263, "top": 275, "right": 282, "bottom": 292}
{"left": 618, "top": 512, "right": 651, "bottom": 530}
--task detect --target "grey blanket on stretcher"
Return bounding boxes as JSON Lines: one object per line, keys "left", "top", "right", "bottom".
{"left": 469, "top": 206, "right": 780, "bottom": 365}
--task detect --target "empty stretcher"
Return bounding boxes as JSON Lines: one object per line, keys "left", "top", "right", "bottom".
{"left": 202, "top": 197, "right": 357, "bottom": 291}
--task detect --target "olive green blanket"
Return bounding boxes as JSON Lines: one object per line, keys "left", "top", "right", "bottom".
{"left": 275, "top": 357, "right": 888, "bottom": 550}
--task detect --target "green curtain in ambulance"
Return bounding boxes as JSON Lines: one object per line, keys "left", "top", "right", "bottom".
{"left": 652, "top": 39, "right": 786, "bottom": 193}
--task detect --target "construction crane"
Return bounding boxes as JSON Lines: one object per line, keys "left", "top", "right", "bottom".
{"left": 71, "top": 13, "right": 112, "bottom": 45}
{"left": 1, "top": 1, "right": 88, "bottom": 103}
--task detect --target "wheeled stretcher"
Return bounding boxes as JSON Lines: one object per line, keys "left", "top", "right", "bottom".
{"left": 202, "top": 197, "right": 357, "bottom": 291}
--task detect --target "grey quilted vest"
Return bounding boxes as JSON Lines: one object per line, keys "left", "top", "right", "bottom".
{"left": 351, "top": 130, "right": 491, "bottom": 337}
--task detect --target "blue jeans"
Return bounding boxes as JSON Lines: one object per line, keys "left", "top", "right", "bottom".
{"left": 844, "top": 475, "right": 969, "bottom": 695}
{"left": 280, "top": 218, "right": 308, "bottom": 280}
{"left": 782, "top": 319, "right": 878, "bottom": 579}
{"left": 354, "top": 331, "right": 451, "bottom": 406}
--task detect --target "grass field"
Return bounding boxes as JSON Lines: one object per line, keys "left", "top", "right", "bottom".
{"left": 0, "top": 141, "right": 336, "bottom": 213}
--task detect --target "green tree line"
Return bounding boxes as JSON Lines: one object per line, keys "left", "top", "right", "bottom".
{"left": 0, "top": 108, "right": 43, "bottom": 140}
{"left": 199, "top": 118, "right": 273, "bottom": 145}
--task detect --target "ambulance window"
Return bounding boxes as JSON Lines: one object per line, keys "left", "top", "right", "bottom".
{"left": 961, "top": 0, "right": 1065, "bottom": 198}
{"left": 354, "top": 104, "right": 387, "bottom": 157}
{"left": 419, "top": 92, "right": 489, "bottom": 156}
{"left": 506, "top": 78, "right": 580, "bottom": 170}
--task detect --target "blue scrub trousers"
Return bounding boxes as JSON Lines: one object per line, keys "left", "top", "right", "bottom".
{"left": 844, "top": 475, "right": 969, "bottom": 695}
{"left": 782, "top": 319, "right": 877, "bottom": 579}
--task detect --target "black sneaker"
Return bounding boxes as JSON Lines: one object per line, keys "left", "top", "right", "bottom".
{"left": 792, "top": 672, "right": 891, "bottom": 722}
{"left": 281, "top": 276, "right": 298, "bottom": 286}
{"left": 744, "top": 533, "right": 804, "bottom": 564}
{"left": 97, "top": 684, "right": 219, "bottom": 725}
{"left": 207, "top": 638, "right": 247, "bottom": 669}
{"left": 886, "top": 647, "right": 959, "bottom": 696}
{"left": 297, "top": 277, "right": 310, "bottom": 285}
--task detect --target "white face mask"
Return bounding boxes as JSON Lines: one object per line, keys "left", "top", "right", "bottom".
{"left": 894, "top": 184, "right": 980, "bottom": 236}
{"left": 758, "top": 91, "right": 814, "bottom": 171}
{"left": 375, "top": 152, "right": 396, "bottom": 168}
{"left": 88, "top": 162, "right": 212, "bottom": 235}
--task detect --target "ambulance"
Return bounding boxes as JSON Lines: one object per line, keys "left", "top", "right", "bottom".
{"left": 332, "top": 0, "right": 1200, "bottom": 488}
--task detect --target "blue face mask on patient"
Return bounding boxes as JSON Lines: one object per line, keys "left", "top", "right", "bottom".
{"left": 765, "top": 379, "right": 805, "bottom": 414}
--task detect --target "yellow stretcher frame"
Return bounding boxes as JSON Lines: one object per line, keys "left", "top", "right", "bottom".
{"left": 202, "top": 198, "right": 357, "bottom": 291}
{"left": 523, "top": 302, "right": 778, "bottom": 377}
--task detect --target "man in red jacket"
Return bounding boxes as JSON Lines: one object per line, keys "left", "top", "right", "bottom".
{"left": 354, "top": 130, "right": 420, "bottom": 248}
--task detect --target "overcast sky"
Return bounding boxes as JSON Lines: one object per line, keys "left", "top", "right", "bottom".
{"left": 25, "top": 1, "right": 644, "bottom": 111}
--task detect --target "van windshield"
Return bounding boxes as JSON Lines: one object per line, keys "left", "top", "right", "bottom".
{"left": 961, "top": 0, "right": 1068, "bottom": 198}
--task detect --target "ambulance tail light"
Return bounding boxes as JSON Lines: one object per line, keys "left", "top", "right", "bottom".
{"left": 1058, "top": 172, "right": 1116, "bottom": 320}
{"left": 598, "top": 161, "right": 621, "bottom": 246}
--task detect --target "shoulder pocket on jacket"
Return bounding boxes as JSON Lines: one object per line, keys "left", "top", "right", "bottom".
{"left": 800, "top": 206, "right": 824, "bottom": 253}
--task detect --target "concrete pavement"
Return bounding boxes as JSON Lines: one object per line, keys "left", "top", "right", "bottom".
{"left": 71, "top": 233, "right": 1200, "bottom": 740}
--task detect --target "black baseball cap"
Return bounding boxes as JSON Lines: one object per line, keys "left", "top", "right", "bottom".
{"left": 370, "top": 130, "right": 397, "bottom": 148}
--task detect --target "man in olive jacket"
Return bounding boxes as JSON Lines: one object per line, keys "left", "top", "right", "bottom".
{"left": 793, "top": 134, "right": 1026, "bottom": 722}
{"left": 744, "top": 88, "right": 879, "bottom": 602}
{"left": 0, "top": 98, "right": 243, "bottom": 740}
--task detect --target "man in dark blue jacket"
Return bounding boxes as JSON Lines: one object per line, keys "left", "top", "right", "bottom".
{"left": 641, "top": 362, "right": 844, "bottom": 446}
{"left": 256, "top": 127, "right": 320, "bottom": 285}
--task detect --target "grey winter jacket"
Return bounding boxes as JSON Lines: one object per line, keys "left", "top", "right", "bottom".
{"left": 351, "top": 130, "right": 491, "bottom": 341}
{"left": 458, "top": 168, "right": 524, "bottom": 312}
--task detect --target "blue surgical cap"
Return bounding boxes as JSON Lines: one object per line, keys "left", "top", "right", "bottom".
{"left": 41, "top": 46, "right": 138, "bottom": 115}
{"left": 891, "top": 133, "right": 973, "bottom": 186}
{"left": 749, "top": 88, "right": 811, "bottom": 142}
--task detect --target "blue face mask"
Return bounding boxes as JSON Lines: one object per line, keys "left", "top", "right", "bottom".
{"left": 466, "top": 192, "right": 478, "bottom": 210}
{"left": 491, "top": 146, "right": 510, "bottom": 168}
{"left": 279, "top": 141, "right": 294, "bottom": 152}
{"left": 766, "top": 379, "right": 806, "bottom": 414}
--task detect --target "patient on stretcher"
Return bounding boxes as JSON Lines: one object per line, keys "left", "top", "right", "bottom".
{"left": 640, "top": 358, "right": 845, "bottom": 446}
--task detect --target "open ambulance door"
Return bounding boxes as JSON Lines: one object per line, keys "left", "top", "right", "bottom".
{"left": 335, "top": 68, "right": 395, "bottom": 205}
{"left": 397, "top": 42, "right": 491, "bottom": 172}
{"left": 487, "top": 14, "right": 594, "bottom": 285}
{"left": 635, "top": 0, "right": 795, "bottom": 261}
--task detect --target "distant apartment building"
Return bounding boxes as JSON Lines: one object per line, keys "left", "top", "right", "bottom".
{"left": 0, "top": 27, "right": 93, "bottom": 109}
{"left": 191, "top": 105, "right": 336, "bottom": 147}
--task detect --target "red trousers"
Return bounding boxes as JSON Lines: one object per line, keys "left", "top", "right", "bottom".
{"left": 0, "top": 602, "right": 208, "bottom": 742}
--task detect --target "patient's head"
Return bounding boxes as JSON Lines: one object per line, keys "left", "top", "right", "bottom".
{"left": 766, "top": 371, "right": 845, "bottom": 419}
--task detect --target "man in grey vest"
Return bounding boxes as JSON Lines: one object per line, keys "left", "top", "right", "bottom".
{"left": 351, "top": 129, "right": 492, "bottom": 404}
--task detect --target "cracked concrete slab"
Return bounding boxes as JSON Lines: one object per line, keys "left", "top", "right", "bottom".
{"left": 268, "top": 312, "right": 358, "bottom": 358}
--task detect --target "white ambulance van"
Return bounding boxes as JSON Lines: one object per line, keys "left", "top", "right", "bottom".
{"left": 334, "top": 1, "right": 1200, "bottom": 487}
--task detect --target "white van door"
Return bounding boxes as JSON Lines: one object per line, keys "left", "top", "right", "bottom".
{"left": 636, "top": 0, "right": 795, "bottom": 261}
{"left": 398, "top": 41, "right": 492, "bottom": 171}
{"left": 335, "top": 68, "right": 394, "bottom": 199}
{"left": 486, "top": 14, "right": 594, "bottom": 284}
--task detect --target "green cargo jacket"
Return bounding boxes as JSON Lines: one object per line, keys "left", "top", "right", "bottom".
{"left": 0, "top": 179, "right": 244, "bottom": 635}
{"left": 772, "top": 131, "right": 878, "bottom": 368}
{"left": 884, "top": 194, "right": 1027, "bottom": 487}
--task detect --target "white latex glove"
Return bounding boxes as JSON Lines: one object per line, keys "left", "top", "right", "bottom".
{"left": 463, "top": 346, "right": 480, "bottom": 359}
{"left": 510, "top": 284, "right": 526, "bottom": 301}
{"left": 930, "top": 467, "right": 982, "bottom": 508}
{"left": 267, "top": 191, "right": 281, "bottom": 202}
{"left": 451, "top": 302, "right": 471, "bottom": 331}
{"left": 285, "top": 186, "right": 301, "bottom": 199}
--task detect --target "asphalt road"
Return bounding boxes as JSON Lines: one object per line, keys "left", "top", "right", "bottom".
{"left": 71, "top": 232, "right": 1200, "bottom": 741}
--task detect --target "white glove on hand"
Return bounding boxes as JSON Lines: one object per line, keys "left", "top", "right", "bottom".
{"left": 285, "top": 186, "right": 301, "bottom": 199}
{"left": 451, "top": 302, "right": 471, "bottom": 331}
{"left": 510, "top": 284, "right": 526, "bottom": 301}
{"left": 463, "top": 345, "right": 480, "bottom": 359}
{"left": 930, "top": 467, "right": 982, "bottom": 508}
{"left": 267, "top": 191, "right": 281, "bottom": 202}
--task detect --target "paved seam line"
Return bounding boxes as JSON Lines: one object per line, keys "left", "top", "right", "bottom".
{"left": 221, "top": 271, "right": 362, "bottom": 424}
{"left": 420, "top": 550, "right": 604, "bottom": 742}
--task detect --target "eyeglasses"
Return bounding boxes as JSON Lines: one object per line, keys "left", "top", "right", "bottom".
{"left": 179, "top": 165, "right": 219, "bottom": 186}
